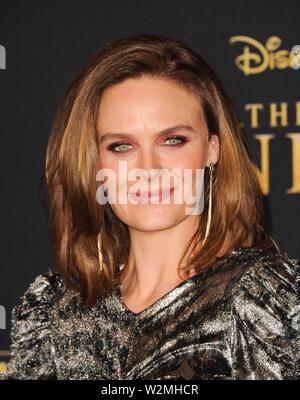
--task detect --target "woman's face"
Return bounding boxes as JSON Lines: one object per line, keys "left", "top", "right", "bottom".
{"left": 96, "top": 76, "right": 219, "bottom": 232}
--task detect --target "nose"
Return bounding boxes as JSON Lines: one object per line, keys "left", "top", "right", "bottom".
{"left": 137, "top": 147, "right": 162, "bottom": 180}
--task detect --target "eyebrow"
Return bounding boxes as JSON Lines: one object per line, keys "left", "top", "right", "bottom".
{"left": 97, "top": 124, "right": 197, "bottom": 144}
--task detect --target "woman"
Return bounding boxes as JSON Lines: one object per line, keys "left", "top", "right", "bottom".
{"left": 2, "top": 34, "right": 300, "bottom": 380}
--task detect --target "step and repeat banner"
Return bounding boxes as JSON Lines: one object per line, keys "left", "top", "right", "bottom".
{"left": 0, "top": 1, "right": 299, "bottom": 373}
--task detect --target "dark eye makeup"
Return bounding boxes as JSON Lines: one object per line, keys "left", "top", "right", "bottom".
{"left": 106, "top": 135, "right": 188, "bottom": 153}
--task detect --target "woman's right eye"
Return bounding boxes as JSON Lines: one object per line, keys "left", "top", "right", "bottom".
{"left": 107, "top": 142, "right": 133, "bottom": 152}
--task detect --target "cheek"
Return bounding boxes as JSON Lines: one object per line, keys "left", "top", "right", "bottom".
{"left": 98, "top": 150, "right": 117, "bottom": 170}
{"left": 165, "top": 146, "right": 206, "bottom": 171}
{"left": 167, "top": 147, "right": 206, "bottom": 198}
{"left": 97, "top": 155, "right": 119, "bottom": 197}
{"left": 98, "top": 152, "right": 121, "bottom": 182}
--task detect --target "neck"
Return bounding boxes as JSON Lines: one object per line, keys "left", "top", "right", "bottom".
{"left": 121, "top": 215, "right": 201, "bottom": 301}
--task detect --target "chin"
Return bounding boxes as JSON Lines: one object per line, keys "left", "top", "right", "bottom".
{"left": 112, "top": 203, "right": 187, "bottom": 232}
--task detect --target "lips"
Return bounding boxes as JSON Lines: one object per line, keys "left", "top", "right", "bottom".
{"left": 129, "top": 187, "right": 175, "bottom": 202}
{"left": 137, "top": 188, "right": 174, "bottom": 197}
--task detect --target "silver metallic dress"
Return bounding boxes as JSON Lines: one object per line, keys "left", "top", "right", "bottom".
{"left": 1, "top": 245, "right": 300, "bottom": 380}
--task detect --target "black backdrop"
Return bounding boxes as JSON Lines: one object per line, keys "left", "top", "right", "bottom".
{"left": 0, "top": 0, "right": 299, "bottom": 370}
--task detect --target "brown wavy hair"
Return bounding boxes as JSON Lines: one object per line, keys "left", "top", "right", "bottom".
{"left": 42, "top": 33, "right": 280, "bottom": 308}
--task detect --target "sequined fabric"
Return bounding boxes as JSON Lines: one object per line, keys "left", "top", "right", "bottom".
{"left": 1, "top": 245, "right": 300, "bottom": 380}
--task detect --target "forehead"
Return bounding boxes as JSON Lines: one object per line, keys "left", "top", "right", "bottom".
{"left": 96, "top": 76, "right": 205, "bottom": 132}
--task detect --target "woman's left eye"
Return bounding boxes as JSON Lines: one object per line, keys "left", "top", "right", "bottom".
{"left": 163, "top": 136, "right": 187, "bottom": 146}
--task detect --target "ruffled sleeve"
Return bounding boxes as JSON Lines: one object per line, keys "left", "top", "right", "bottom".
{"left": 0, "top": 271, "right": 62, "bottom": 380}
{"left": 229, "top": 252, "right": 300, "bottom": 379}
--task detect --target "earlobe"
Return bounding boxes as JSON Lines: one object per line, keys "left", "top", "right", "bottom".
{"left": 207, "top": 133, "right": 219, "bottom": 165}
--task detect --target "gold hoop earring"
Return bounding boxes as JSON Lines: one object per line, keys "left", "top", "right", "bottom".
{"left": 97, "top": 231, "right": 104, "bottom": 271}
{"left": 202, "top": 162, "right": 214, "bottom": 245}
